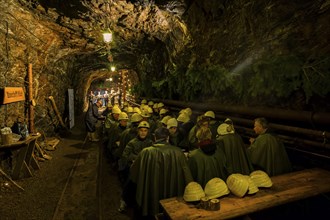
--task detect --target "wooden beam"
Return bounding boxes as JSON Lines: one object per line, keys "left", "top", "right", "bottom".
{"left": 160, "top": 168, "right": 330, "bottom": 220}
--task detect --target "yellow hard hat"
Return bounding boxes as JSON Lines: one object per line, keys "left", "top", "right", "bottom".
{"left": 159, "top": 108, "right": 168, "bottom": 115}
{"left": 141, "top": 99, "right": 147, "bottom": 104}
{"left": 161, "top": 116, "right": 172, "bottom": 125}
{"left": 118, "top": 112, "right": 129, "bottom": 120}
{"left": 147, "top": 106, "right": 153, "bottom": 114}
{"left": 138, "top": 121, "right": 150, "bottom": 129}
{"left": 148, "top": 101, "right": 154, "bottom": 106}
{"left": 250, "top": 170, "right": 273, "bottom": 188}
{"left": 131, "top": 113, "right": 143, "bottom": 123}
{"left": 177, "top": 113, "right": 189, "bottom": 123}
{"left": 204, "top": 111, "right": 215, "bottom": 119}
{"left": 243, "top": 175, "right": 259, "bottom": 194}
{"left": 226, "top": 174, "right": 249, "bottom": 198}
{"left": 204, "top": 178, "right": 230, "bottom": 199}
{"left": 140, "top": 110, "right": 150, "bottom": 118}
{"left": 133, "top": 107, "right": 141, "bottom": 114}
{"left": 112, "top": 107, "right": 121, "bottom": 114}
{"left": 184, "top": 108, "right": 192, "bottom": 116}
{"left": 127, "top": 106, "right": 134, "bottom": 113}
{"left": 166, "top": 118, "right": 178, "bottom": 129}
{"left": 217, "top": 123, "right": 235, "bottom": 135}
{"left": 158, "top": 102, "right": 164, "bottom": 108}
{"left": 183, "top": 182, "right": 205, "bottom": 202}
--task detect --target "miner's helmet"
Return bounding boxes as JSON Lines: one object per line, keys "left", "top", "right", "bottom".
{"left": 107, "top": 102, "right": 113, "bottom": 108}
{"left": 177, "top": 113, "right": 189, "bottom": 123}
{"left": 204, "top": 178, "right": 230, "bottom": 199}
{"left": 243, "top": 175, "right": 259, "bottom": 194}
{"left": 138, "top": 121, "right": 150, "bottom": 129}
{"left": 147, "top": 106, "right": 153, "bottom": 114}
{"left": 112, "top": 107, "right": 121, "bottom": 114}
{"left": 141, "top": 99, "right": 147, "bottom": 104}
{"left": 204, "top": 110, "right": 215, "bottom": 119}
{"left": 217, "top": 123, "right": 235, "bottom": 135}
{"left": 161, "top": 116, "right": 172, "bottom": 125}
{"left": 118, "top": 112, "right": 129, "bottom": 120}
{"left": 249, "top": 170, "right": 273, "bottom": 188}
{"left": 166, "top": 118, "right": 178, "bottom": 129}
{"left": 183, "top": 182, "right": 205, "bottom": 202}
{"left": 127, "top": 106, "right": 133, "bottom": 113}
{"left": 131, "top": 113, "right": 143, "bottom": 123}
{"left": 184, "top": 108, "right": 192, "bottom": 116}
{"left": 226, "top": 174, "right": 249, "bottom": 198}
{"left": 159, "top": 108, "right": 168, "bottom": 116}
{"left": 148, "top": 100, "right": 154, "bottom": 106}
{"left": 158, "top": 102, "right": 164, "bottom": 108}
{"left": 133, "top": 107, "right": 141, "bottom": 114}
{"left": 140, "top": 110, "right": 151, "bottom": 118}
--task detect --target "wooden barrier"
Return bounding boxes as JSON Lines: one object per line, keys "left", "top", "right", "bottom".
{"left": 0, "top": 134, "right": 41, "bottom": 180}
{"left": 160, "top": 168, "right": 330, "bottom": 220}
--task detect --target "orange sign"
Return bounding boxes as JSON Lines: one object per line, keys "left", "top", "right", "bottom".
{"left": 2, "top": 87, "right": 25, "bottom": 104}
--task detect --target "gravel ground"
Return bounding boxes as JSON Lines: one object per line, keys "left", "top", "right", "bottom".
{"left": 0, "top": 118, "right": 133, "bottom": 220}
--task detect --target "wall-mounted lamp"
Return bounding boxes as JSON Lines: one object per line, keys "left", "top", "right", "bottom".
{"left": 103, "top": 30, "right": 113, "bottom": 43}
{"left": 111, "top": 66, "right": 116, "bottom": 72}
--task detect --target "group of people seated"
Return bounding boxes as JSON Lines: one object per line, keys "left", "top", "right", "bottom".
{"left": 89, "top": 98, "right": 293, "bottom": 219}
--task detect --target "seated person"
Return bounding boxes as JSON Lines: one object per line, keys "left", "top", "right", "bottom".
{"left": 130, "top": 127, "right": 193, "bottom": 218}
{"left": 188, "top": 126, "right": 229, "bottom": 187}
{"left": 248, "top": 117, "right": 292, "bottom": 176}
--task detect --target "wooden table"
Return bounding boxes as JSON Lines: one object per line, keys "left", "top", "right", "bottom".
{"left": 160, "top": 168, "right": 330, "bottom": 220}
{"left": 0, "top": 134, "right": 41, "bottom": 180}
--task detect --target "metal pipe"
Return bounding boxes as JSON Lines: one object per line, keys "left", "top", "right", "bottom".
{"left": 154, "top": 99, "right": 330, "bottom": 126}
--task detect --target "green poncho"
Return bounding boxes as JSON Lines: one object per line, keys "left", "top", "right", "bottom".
{"left": 130, "top": 142, "right": 193, "bottom": 217}
{"left": 217, "top": 133, "right": 254, "bottom": 175}
{"left": 247, "top": 132, "right": 292, "bottom": 176}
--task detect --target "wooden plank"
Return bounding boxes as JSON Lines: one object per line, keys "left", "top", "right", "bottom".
{"left": 160, "top": 168, "right": 330, "bottom": 220}
{"left": 1, "top": 87, "right": 25, "bottom": 104}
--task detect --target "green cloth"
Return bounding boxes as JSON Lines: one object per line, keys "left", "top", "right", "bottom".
{"left": 122, "top": 137, "right": 153, "bottom": 165}
{"left": 216, "top": 133, "right": 254, "bottom": 175}
{"left": 247, "top": 132, "right": 292, "bottom": 176}
{"left": 188, "top": 147, "right": 229, "bottom": 187}
{"left": 130, "top": 143, "right": 193, "bottom": 217}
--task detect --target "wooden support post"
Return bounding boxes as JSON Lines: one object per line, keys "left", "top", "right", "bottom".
{"left": 28, "top": 63, "right": 35, "bottom": 134}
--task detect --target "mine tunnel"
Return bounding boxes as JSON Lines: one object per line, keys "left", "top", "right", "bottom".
{"left": 0, "top": 0, "right": 330, "bottom": 219}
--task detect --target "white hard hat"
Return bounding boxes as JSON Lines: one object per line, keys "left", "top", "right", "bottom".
{"left": 183, "top": 182, "right": 205, "bottom": 202}
{"left": 204, "top": 178, "right": 230, "bottom": 199}
{"left": 250, "top": 170, "right": 273, "bottom": 188}
{"left": 226, "top": 174, "right": 249, "bottom": 198}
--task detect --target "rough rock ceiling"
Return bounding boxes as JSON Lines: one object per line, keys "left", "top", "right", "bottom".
{"left": 18, "top": 0, "right": 189, "bottom": 70}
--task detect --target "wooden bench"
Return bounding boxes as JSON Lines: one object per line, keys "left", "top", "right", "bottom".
{"left": 0, "top": 134, "right": 41, "bottom": 180}
{"left": 160, "top": 168, "right": 330, "bottom": 220}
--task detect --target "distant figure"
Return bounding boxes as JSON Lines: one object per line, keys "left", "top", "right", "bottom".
{"left": 85, "top": 98, "right": 104, "bottom": 141}
{"left": 247, "top": 117, "right": 292, "bottom": 176}
{"left": 130, "top": 127, "right": 193, "bottom": 217}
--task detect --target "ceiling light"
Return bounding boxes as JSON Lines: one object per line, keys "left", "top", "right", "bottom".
{"left": 103, "top": 31, "right": 113, "bottom": 43}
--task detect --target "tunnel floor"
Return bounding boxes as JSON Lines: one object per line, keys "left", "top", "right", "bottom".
{"left": 0, "top": 116, "right": 133, "bottom": 220}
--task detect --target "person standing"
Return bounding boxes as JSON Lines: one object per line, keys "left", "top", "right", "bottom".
{"left": 247, "top": 117, "right": 292, "bottom": 176}
{"left": 85, "top": 98, "right": 104, "bottom": 141}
